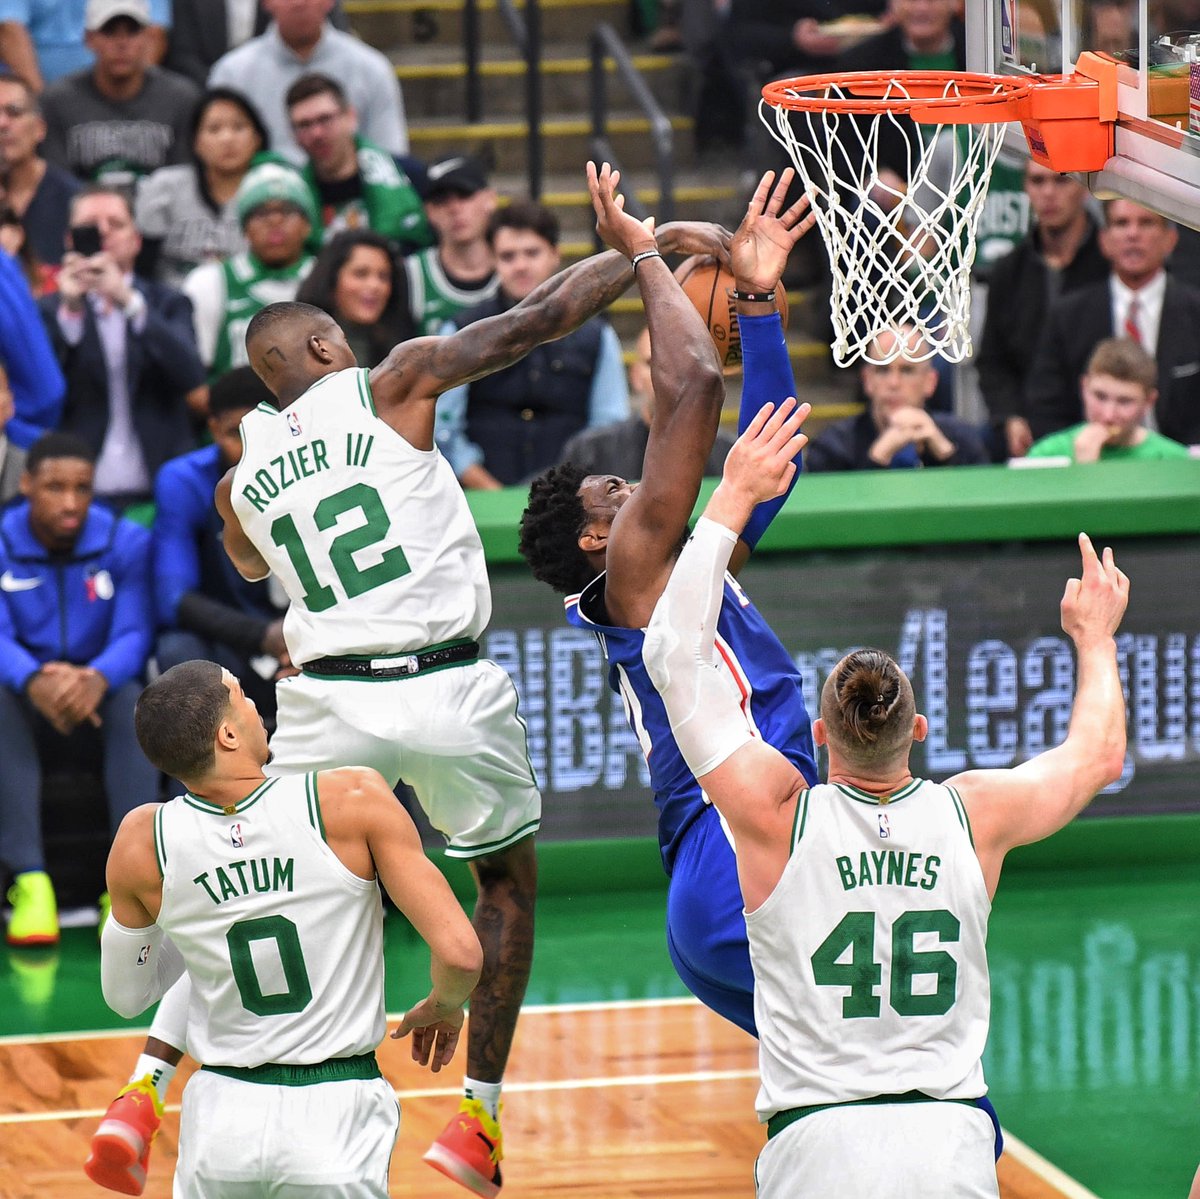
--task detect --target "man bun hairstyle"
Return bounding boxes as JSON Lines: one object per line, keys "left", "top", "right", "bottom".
{"left": 820, "top": 649, "right": 915, "bottom": 765}
{"left": 135, "top": 661, "right": 231, "bottom": 783}
{"left": 519, "top": 463, "right": 593, "bottom": 595}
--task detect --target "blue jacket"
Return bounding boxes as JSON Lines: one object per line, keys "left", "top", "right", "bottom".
{"left": 0, "top": 249, "right": 65, "bottom": 448}
{"left": 0, "top": 501, "right": 153, "bottom": 692}
{"left": 153, "top": 444, "right": 278, "bottom": 629}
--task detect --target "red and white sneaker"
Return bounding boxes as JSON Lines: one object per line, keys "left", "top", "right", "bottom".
{"left": 84, "top": 1076, "right": 163, "bottom": 1195}
{"left": 424, "top": 1097, "right": 503, "bottom": 1197}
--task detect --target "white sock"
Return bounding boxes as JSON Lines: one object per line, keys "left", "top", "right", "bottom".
{"left": 130, "top": 1054, "right": 176, "bottom": 1106}
{"left": 464, "top": 1076, "right": 502, "bottom": 1120}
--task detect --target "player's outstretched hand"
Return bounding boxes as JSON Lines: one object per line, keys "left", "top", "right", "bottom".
{"left": 731, "top": 169, "right": 816, "bottom": 294}
{"left": 1060, "top": 533, "right": 1129, "bottom": 648}
{"left": 586, "top": 160, "right": 657, "bottom": 262}
{"left": 391, "top": 993, "right": 466, "bottom": 1072}
{"left": 706, "top": 399, "right": 809, "bottom": 533}
{"left": 727, "top": 398, "right": 810, "bottom": 502}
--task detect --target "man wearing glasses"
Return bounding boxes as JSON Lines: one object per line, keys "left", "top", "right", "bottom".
{"left": 0, "top": 73, "right": 80, "bottom": 267}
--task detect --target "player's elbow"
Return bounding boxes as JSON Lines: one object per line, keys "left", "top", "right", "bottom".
{"left": 1095, "top": 743, "right": 1126, "bottom": 790}
{"left": 687, "top": 349, "right": 726, "bottom": 405}
{"left": 458, "top": 929, "right": 485, "bottom": 980}
{"left": 440, "top": 926, "right": 484, "bottom": 985}
{"left": 103, "top": 988, "right": 151, "bottom": 1020}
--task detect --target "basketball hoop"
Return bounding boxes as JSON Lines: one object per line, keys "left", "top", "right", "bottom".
{"left": 760, "top": 57, "right": 1118, "bottom": 366}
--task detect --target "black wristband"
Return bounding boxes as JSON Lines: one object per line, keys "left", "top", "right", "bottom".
{"left": 732, "top": 288, "right": 777, "bottom": 303}
{"left": 630, "top": 249, "right": 663, "bottom": 271}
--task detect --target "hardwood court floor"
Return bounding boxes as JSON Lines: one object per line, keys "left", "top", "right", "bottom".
{"left": 0, "top": 998, "right": 1088, "bottom": 1199}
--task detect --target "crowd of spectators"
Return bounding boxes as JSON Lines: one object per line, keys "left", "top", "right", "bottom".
{"left": 0, "top": 0, "right": 623, "bottom": 947}
{"left": 0, "top": 0, "right": 1195, "bottom": 954}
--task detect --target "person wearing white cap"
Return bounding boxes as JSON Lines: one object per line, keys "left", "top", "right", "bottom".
{"left": 0, "top": 0, "right": 172, "bottom": 92}
{"left": 39, "top": 0, "right": 199, "bottom": 187}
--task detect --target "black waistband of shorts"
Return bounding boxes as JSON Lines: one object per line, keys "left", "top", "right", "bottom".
{"left": 302, "top": 638, "right": 479, "bottom": 680}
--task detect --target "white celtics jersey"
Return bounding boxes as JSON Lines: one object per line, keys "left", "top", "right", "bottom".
{"left": 746, "top": 778, "right": 991, "bottom": 1121}
{"left": 153, "top": 773, "right": 386, "bottom": 1068}
{"left": 231, "top": 367, "right": 491, "bottom": 664}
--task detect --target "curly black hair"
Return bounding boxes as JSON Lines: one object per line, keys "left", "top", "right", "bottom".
{"left": 518, "top": 463, "right": 595, "bottom": 595}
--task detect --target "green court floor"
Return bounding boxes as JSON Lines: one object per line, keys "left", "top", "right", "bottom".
{"left": 3, "top": 818, "right": 1198, "bottom": 1198}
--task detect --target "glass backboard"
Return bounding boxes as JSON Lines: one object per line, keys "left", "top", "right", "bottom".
{"left": 969, "top": 0, "right": 1200, "bottom": 227}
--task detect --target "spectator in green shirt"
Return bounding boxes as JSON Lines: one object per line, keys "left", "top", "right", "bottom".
{"left": 1026, "top": 337, "right": 1192, "bottom": 462}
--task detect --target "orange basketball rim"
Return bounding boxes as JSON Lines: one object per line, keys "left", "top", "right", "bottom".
{"left": 758, "top": 53, "right": 1121, "bottom": 365}
{"left": 761, "top": 51, "right": 1120, "bottom": 175}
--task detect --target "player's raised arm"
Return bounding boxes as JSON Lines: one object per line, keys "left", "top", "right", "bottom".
{"left": 949, "top": 533, "right": 1130, "bottom": 896}
{"left": 583, "top": 160, "right": 729, "bottom": 624}
{"left": 642, "top": 402, "right": 810, "bottom": 909}
{"left": 366, "top": 164, "right": 731, "bottom": 449}
{"left": 215, "top": 468, "right": 271, "bottom": 582}
{"left": 726, "top": 170, "right": 816, "bottom": 575}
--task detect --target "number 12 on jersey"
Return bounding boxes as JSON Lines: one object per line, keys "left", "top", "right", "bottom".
{"left": 811, "top": 908, "right": 960, "bottom": 1018}
{"left": 270, "top": 482, "right": 411, "bottom": 613}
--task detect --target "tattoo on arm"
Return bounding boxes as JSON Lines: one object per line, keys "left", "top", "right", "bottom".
{"left": 428, "top": 250, "right": 633, "bottom": 391}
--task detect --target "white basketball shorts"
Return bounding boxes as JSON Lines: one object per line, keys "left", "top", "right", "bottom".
{"left": 265, "top": 659, "right": 541, "bottom": 858}
{"left": 754, "top": 1100, "right": 999, "bottom": 1199}
{"left": 173, "top": 1070, "right": 399, "bottom": 1197}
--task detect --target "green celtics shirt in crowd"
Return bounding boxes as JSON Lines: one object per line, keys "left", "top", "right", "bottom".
{"left": 185, "top": 251, "right": 315, "bottom": 379}
{"left": 975, "top": 158, "right": 1030, "bottom": 275}
{"left": 1026, "top": 425, "right": 1193, "bottom": 462}
{"left": 301, "top": 137, "right": 432, "bottom": 250}
{"left": 404, "top": 246, "right": 499, "bottom": 335}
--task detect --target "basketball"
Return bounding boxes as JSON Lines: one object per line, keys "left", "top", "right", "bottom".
{"left": 678, "top": 258, "right": 789, "bottom": 375}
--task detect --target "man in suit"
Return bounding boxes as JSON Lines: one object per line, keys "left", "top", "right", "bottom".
{"left": 976, "top": 161, "right": 1109, "bottom": 459}
{"left": 164, "top": 0, "right": 347, "bottom": 87}
{"left": 40, "top": 184, "right": 206, "bottom": 510}
{"left": 1026, "top": 198, "right": 1200, "bottom": 447}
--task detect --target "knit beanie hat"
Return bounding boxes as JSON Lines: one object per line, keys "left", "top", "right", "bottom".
{"left": 235, "top": 158, "right": 318, "bottom": 229}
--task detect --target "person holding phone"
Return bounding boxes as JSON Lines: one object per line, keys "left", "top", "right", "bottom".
{"left": 40, "top": 184, "right": 206, "bottom": 512}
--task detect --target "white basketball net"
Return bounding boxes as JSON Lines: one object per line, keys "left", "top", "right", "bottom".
{"left": 761, "top": 77, "right": 1012, "bottom": 366}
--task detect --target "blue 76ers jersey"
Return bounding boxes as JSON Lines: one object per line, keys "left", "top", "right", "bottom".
{"left": 565, "top": 571, "right": 818, "bottom": 874}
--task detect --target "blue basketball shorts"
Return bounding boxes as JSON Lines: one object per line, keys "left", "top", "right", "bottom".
{"left": 665, "top": 803, "right": 757, "bottom": 1037}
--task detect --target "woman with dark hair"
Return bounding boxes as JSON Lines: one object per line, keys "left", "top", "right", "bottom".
{"left": 135, "top": 88, "right": 270, "bottom": 287}
{"left": 295, "top": 229, "right": 416, "bottom": 364}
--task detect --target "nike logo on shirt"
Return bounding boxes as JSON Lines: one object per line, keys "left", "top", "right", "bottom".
{"left": 0, "top": 571, "right": 42, "bottom": 592}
